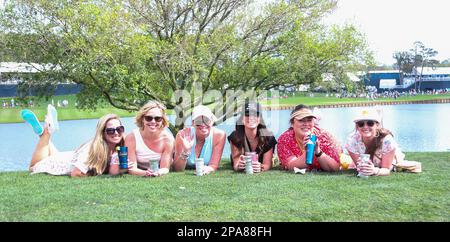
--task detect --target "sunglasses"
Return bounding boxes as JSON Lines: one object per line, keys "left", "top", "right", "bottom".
{"left": 193, "top": 116, "right": 211, "bottom": 127}
{"left": 144, "top": 116, "right": 163, "bottom": 122}
{"left": 105, "top": 125, "right": 125, "bottom": 135}
{"left": 244, "top": 112, "right": 260, "bottom": 117}
{"left": 356, "top": 120, "right": 376, "bottom": 128}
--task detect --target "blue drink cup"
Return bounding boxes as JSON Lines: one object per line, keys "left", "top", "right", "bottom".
{"left": 305, "top": 134, "right": 317, "bottom": 165}
{"left": 118, "top": 146, "right": 128, "bottom": 169}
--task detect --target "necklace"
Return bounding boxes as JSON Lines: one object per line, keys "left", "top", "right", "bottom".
{"left": 295, "top": 135, "right": 305, "bottom": 153}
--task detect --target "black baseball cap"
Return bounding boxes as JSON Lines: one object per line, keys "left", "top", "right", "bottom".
{"left": 244, "top": 102, "right": 262, "bottom": 116}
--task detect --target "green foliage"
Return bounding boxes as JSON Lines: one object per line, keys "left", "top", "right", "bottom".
{"left": 1, "top": 0, "right": 373, "bottom": 132}
{"left": 0, "top": 153, "right": 449, "bottom": 221}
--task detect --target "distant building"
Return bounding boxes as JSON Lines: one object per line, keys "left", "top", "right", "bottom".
{"left": 365, "top": 68, "right": 450, "bottom": 92}
{"left": 0, "top": 62, "right": 81, "bottom": 97}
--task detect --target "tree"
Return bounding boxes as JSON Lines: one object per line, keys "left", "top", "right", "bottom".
{"left": 393, "top": 51, "right": 414, "bottom": 84}
{"left": 1, "top": 0, "right": 372, "bottom": 132}
{"left": 410, "top": 41, "right": 438, "bottom": 90}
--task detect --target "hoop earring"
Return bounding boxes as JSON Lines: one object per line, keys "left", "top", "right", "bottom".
{"left": 374, "top": 129, "right": 380, "bottom": 138}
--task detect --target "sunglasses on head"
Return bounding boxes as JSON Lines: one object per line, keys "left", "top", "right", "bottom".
{"left": 144, "top": 116, "right": 163, "bottom": 122}
{"left": 105, "top": 125, "right": 125, "bottom": 135}
{"left": 356, "top": 120, "right": 376, "bottom": 128}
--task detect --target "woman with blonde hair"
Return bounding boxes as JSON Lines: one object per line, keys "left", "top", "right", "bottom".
{"left": 22, "top": 107, "right": 125, "bottom": 177}
{"left": 125, "top": 100, "right": 174, "bottom": 177}
{"left": 345, "top": 108, "right": 405, "bottom": 176}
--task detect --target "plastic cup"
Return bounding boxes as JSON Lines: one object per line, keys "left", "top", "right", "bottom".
{"left": 244, "top": 152, "right": 258, "bottom": 163}
{"left": 244, "top": 155, "right": 253, "bottom": 174}
{"left": 150, "top": 159, "right": 159, "bottom": 172}
{"left": 195, "top": 158, "right": 204, "bottom": 176}
{"left": 358, "top": 154, "right": 370, "bottom": 178}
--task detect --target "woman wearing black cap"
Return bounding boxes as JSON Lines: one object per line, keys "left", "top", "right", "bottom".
{"left": 227, "top": 102, "right": 277, "bottom": 172}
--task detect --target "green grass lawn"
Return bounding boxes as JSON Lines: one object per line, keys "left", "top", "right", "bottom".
{"left": 0, "top": 152, "right": 448, "bottom": 221}
{"left": 0, "top": 95, "right": 136, "bottom": 123}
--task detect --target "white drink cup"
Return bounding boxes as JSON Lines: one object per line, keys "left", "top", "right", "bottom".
{"left": 195, "top": 158, "right": 204, "bottom": 176}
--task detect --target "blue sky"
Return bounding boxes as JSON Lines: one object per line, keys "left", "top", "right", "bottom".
{"left": 324, "top": 0, "right": 450, "bottom": 65}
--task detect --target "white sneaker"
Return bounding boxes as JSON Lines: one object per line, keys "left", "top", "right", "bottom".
{"left": 46, "top": 104, "right": 59, "bottom": 134}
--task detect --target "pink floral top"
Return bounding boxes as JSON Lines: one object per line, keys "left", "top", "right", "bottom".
{"left": 277, "top": 127, "right": 341, "bottom": 170}
{"left": 345, "top": 132, "right": 403, "bottom": 168}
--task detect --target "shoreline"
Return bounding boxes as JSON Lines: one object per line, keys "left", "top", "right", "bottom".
{"left": 1, "top": 98, "right": 449, "bottom": 124}
{"left": 264, "top": 98, "right": 450, "bottom": 110}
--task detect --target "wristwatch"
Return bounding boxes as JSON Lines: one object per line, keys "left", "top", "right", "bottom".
{"left": 315, "top": 150, "right": 323, "bottom": 157}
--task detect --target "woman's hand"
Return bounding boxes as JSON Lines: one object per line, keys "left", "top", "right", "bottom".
{"left": 237, "top": 155, "right": 246, "bottom": 170}
{"left": 302, "top": 135, "right": 310, "bottom": 147}
{"left": 202, "top": 165, "right": 215, "bottom": 175}
{"left": 252, "top": 161, "right": 262, "bottom": 173}
{"left": 179, "top": 127, "right": 195, "bottom": 152}
{"left": 145, "top": 169, "right": 161, "bottom": 177}
{"left": 357, "top": 160, "right": 377, "bottom": 176}
{"left": 314, "top": 139, "right": 321, "bottom": 155}
{"left": 302, "top": 135, "right": 321, "bottom": 156}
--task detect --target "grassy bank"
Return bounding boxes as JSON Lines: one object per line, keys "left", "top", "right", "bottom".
{"left": 1, "top": 152, "right": 449, "bottom": 221}
{"left": 262, "top": 92, "right": 450, "bottom": 106}
{"left": 1, "top": 93, "right": 450, "bottom": 123}
{"left": 0, "top": 95, "right": 135, "bottom": 123}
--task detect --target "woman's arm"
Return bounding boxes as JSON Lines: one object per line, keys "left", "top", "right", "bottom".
{"left": 357, "top": 149, "right": 395, "bottom": 176}
{"left": 124, "top": 133, "right": 147, "bottom": 176}
{"left": 315, "top": 133, "right": 341, "bottom": 172}
{"left": 261, "top": 149, "right": 274, "bottom": 171}
{"left": 207, "top": 129, "right": 226, "bottom": 172}
{"left": 277, "top": 134, "right": 307, "bottom": 170}
{"left": 315, "top": 151, "right": 340, "bottom": 172}
{"left": 157, "top": 138, "right": 174, "bottom": 176}
{"left": 108, "top": 163, "right": 120, "bottom": 176}
{"left": 284, "top": 154, "right": 308, "bottom": 170}
{"left": 172, "top": 129, "right": 190, "bottom": 172}
{"left": 107, "top": 152, "right": 120, "bottom": 175}
{"left": 70, "top": 167, "right": 87, "bottom": 177}
{"left": 230, "top": 142, "right": 244, "bottom": 171}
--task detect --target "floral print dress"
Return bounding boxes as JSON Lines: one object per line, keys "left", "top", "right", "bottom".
{"left": 31, "top": 142, "right": 91, "bottom": 176}
{"left": 345, "top": 132, "right": 404, "bottom": 169}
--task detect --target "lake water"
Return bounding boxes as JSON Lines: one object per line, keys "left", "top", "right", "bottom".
{"left": 1, "top": 103, "right": 449, "bottom": 172}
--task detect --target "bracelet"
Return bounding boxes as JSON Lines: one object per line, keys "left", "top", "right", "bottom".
{"left": 315, "top": 150, "right": 323, "bottom": 157}
{"left": 180, "top": 150, "right": 190, "bottom": 160}
{"left": 374, "top": 167, "right": 381, "bottom": 176}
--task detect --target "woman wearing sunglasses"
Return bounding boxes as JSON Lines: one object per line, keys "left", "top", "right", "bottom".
{"left": 173, "top": 105, "right": 226, "bottom": 175}
{"left": 345, "top": 108, "right": 403, "bottom": 176}
{"left": 277, "top": 104, "right": 341, "bottom": 172}
{"left": 228, "top": 101, "right": 277, "bottom": 172}
{"left": 125, "top": 101, "right": 174, "bottom": 177}
{"left": 24, "top": 110, "right": 125, "bottom": 177}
